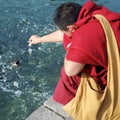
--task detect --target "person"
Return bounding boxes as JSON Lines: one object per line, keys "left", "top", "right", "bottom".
{"left": 29, "top": 1, "right": 120, "bottom": 105}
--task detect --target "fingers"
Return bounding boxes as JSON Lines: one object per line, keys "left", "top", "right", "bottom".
{"left": 27, "top": 40, "right": 32, "bottom": 47}
{"left": 27, "top": 42, "right": 32, "bottom": 47}
{"left": 28, "top": 35, "right": 40, "bottom": 46}
{"left": 29, "top": 36, "right": 33, "bottom": 43}
{"left": 28, "top": 35, "right": 34, "bottom": 47}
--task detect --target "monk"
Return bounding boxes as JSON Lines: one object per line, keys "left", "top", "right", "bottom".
{"left": 28, "top": 1, "right": 120, "bottom": 105}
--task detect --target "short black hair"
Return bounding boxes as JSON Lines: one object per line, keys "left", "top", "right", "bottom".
{"left": 53, "top": 2, "right": 82, "bottom": 31}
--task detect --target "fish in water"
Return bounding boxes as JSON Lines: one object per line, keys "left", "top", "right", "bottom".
{"left": 11, "top": 60, "right": 21, "bottom": 67}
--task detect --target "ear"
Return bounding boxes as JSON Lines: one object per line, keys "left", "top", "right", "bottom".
{"left": 66, "top": 25, "right": 75, "bottom": 33}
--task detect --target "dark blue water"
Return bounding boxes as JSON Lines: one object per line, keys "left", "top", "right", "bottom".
{"left": 0, "top": 0, "right": 120, "bottom": 120}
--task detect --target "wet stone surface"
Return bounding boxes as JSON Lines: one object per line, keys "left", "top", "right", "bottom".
{"left": 26, "top": 97, "right": 72, "bottom": 120}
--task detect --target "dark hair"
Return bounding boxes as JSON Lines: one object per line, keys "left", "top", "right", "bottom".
{"left": 53, "top": 2, "right": 82, "bottom": 31}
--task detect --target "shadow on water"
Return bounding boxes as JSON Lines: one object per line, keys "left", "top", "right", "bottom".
{"left": 0, "top": 0, "right": 120, "bottom": 120}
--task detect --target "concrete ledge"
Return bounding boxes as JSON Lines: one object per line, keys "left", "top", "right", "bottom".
{"left": 26, "top": 97, "right": 72, "bottom": 120}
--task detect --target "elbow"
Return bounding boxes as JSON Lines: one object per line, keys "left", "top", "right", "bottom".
{"left": 65, "top": 68, "right": 78, "bottom": 76}
{"left": 64, "top": 58, "right": 85, "bottom": 76}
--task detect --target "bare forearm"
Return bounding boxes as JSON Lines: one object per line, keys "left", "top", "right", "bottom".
{"left": 41, "top": 30, "right": 64, "bottom": 42}
{"left": 29, "top": 30, "right": 64, "bottom": 46}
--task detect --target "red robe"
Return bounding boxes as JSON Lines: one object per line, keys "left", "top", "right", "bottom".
{"left": 53, "top": 1, "right": 120, "bottom": 105}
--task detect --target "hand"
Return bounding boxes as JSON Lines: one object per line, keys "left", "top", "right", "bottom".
{"left": 28, "top": 35, "right": 42, "bottom": 46}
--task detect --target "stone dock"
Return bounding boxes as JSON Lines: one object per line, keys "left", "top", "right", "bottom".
{"left": 26, "top": 97, "right": 72, "bottom": 120}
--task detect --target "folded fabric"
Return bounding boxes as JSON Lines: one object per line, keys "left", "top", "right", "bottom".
{"left": 63, "top": 15, "right": 120, "bottom": 120}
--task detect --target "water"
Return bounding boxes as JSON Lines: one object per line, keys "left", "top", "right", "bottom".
{"left": 0, "top": 0, "right": 120, "bottom": 120}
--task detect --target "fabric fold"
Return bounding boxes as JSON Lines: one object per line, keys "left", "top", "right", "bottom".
{"left": 63, "top": 15, "right": 120, "bottom": 120}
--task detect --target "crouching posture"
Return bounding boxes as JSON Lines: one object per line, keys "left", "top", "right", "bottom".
{"left": 29, "top": 1, "right": 120, "bottom": 119}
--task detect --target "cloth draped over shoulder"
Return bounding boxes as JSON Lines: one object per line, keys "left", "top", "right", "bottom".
{"left": 53, "top": 1, "right": 120, "bottom": 105}
{"left": 63, "top": 14, "right": 120, "bottom": 120}
{"left": 64, "top": 1, "right": 120, "bottom": 86}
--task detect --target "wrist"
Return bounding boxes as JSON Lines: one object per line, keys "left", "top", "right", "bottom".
{"left": 40, "top": 36, "right": 47, "bottom": 43}
{"left": 37, "top": 36, "right": 44, "bottom": 43}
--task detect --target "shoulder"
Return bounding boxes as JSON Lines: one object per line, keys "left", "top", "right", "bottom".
{"left": 66, "top": 20, "right": 107, "bottom": 66}
{"left": 71, "top": 20, "right": 106, "bottom": 49}
{"left": 73, "top": 20, "right": 105, "bottom": 41}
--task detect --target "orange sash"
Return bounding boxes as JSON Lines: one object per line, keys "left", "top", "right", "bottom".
{"left": 63, "top": 15, "right": 120, "bottom": 120}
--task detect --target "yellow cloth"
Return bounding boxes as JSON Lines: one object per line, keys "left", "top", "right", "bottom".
{"left": 63, "top": 15, "right": 120, "bottom": 120}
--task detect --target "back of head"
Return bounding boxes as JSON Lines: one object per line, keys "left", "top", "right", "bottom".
{"left": 54, "top": 2, "right": 82, "bottom": 31}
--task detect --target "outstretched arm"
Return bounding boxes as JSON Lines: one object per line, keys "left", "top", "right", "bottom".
{"left": 28, "top": 30, "right": 64, "bottom": 46}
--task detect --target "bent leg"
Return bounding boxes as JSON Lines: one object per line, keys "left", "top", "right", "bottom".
{"left": 53, "top": 66, "right": 81, "bottom": 105}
